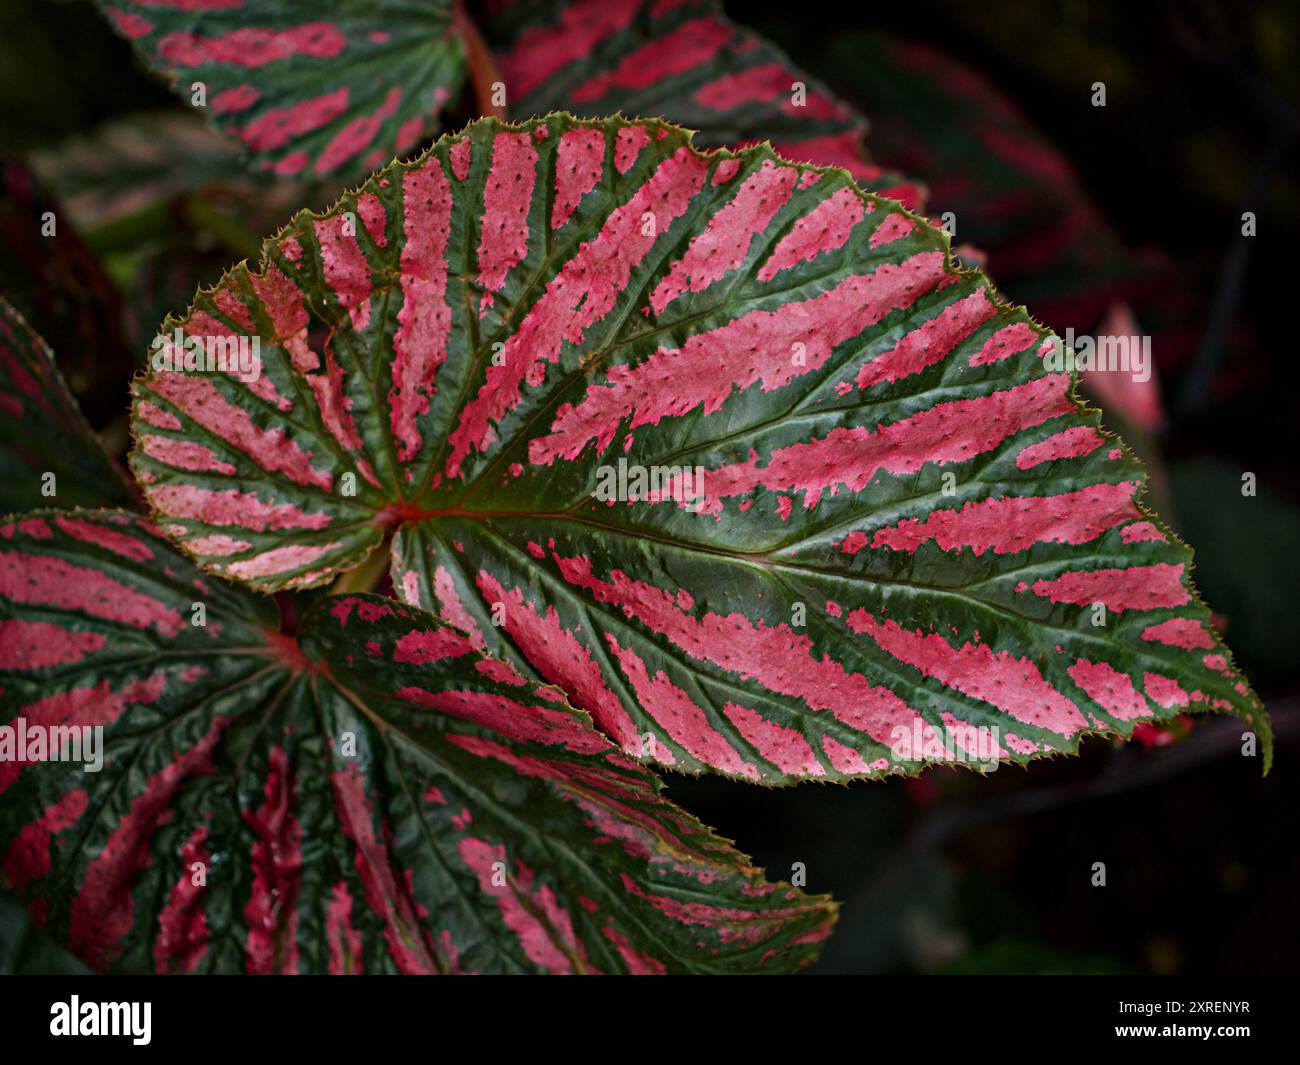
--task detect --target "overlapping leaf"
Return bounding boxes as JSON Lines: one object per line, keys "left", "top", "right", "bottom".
{"left": 481, "top": 0, "right": 925, "bottom": 208}
{"left": 100, "top": 0, "right": 464, "bottom": 180}
{"left": 0, "top": 300, "right": 134, "bottom": 512}
{"left": 129, "top": 114, "right": 1270, "bottom": 786}
{"left": 0, "top": 509, "right": 831, "bottom": 973}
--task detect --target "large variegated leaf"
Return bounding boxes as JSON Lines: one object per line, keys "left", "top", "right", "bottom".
{"left": 0, "top": 300, "right": 134, "bottom": 512}
{"left": 482, "top": 0, "right": 925, "bottom": 208}
{"left": 0, "top": 509, "right": 831, "bottom": 973}
{"left": 100, "top": 0, "right": 464, "bottom": 179}
{"left": 129, "top": 114, "right": 1269, "bottom": 785}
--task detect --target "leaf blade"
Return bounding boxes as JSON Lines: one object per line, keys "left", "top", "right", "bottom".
{"left": 0, "top": 509, "right": 833, "bottom": 972}
{"left": 128, "top": 114, "right": 1270, "bottom": 783}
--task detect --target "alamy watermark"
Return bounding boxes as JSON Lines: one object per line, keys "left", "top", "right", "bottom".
{"left": 594, "top": 458, "right": 706, "bottom": 513}
{"left": 150, "top": 327, "right": 262, "bottom": 383}
{"left": 1044, "top": 327, "right": 1151, "bottom": 383}
{"left": 50, "top": 997, "right": 150, "bottom": 1045}
{"left": 0, "top": 717, "right": 103, "bottom": 773}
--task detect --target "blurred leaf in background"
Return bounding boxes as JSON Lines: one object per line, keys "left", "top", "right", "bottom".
{"left": 0, "top": 160, "right": 135, "bottom": 431}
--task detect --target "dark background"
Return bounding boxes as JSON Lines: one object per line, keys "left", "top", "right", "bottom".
{"left": 1, "top": 0, "right": 1297, "bottom": 973}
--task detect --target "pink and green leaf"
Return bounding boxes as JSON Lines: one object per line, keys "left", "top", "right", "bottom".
{"left": 97, "top": 0, "right": 925, "bottom": 207}
{"left": 99, "top": 0, "right": 465, "bottom": 180}
{"left": 481, "top": 0, "right": 925, "bottom": 208}
{"left": 0, "top": 300, "right": 135, "bottom": 512}
{"left": 128, "top": 114, "right": 1270, "bottom": 785}
{"left": 0, "top": 509, "right": 832, "bottom": 973}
